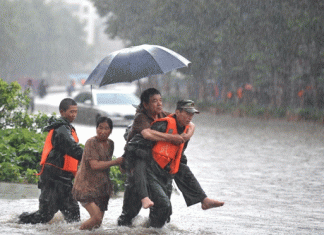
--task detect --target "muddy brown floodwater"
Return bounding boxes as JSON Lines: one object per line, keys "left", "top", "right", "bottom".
{"left": 0, "top": 113, "right": 323, "bottom": 234}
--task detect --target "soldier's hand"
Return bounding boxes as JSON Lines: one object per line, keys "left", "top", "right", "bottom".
{"left": 170, "top": 135, "right": 185, "bottom": 145}
{"left": 180, "top": 133, "right": 191, "bottom": 142}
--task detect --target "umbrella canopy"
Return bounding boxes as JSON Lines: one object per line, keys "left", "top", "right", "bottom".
{"left": 84, "top": 44, "right": 191, "bottom": 87}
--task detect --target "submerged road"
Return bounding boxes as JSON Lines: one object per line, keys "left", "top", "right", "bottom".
{"left": 0, "top": 90, "right": 323, "bottom": 234}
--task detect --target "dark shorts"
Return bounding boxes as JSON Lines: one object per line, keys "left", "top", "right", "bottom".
{"left": 81, "top": 196, "right": 110, "bottom": 212}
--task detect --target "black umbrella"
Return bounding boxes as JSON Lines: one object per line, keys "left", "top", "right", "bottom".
{"left": 84, "top": 44, "right": 191, "bottom": 87}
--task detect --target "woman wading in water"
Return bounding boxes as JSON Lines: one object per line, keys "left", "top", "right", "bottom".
{"left": 72, "top": 117, "right": 123, "bottom": 230}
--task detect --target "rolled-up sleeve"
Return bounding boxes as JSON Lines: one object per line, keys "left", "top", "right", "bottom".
{"left": 83, "top": 138, "right": 100, "bottom": 161}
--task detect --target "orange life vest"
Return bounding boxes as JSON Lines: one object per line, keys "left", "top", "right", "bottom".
{"left": 37, "top": 128, "right": 79, "bottom": 176}
{"left": 151, "top": 115, "right": 189, "bottom": 174}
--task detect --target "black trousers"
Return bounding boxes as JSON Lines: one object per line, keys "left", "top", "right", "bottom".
{"left": 117, "top": 158, "right": 146, "bottom": 226}
{"left": 174, "top": 163, "right": 207, "bottom": 206}
{"left": 133, "top": 158, "right": 149, "bottom": 200}
{"left": 146, "top": 160, "right": 173, "bottom": 228}
{"left": 18, "top": 166, "right": 80, "bottom": 224}
{"left": 118, "top": 157, "right": 172, "bottom": 227}
{"left": 118, "top": 159, "right": 207, "bottom": 227}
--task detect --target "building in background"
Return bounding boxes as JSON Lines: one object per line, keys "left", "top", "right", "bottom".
{"left": 47, "top": 0, "right": 124, "bottom": 84}
{"left": 62, "top": 0, "right": 97, "bottom": 45}
{"left": 48, "top": 0, "right": 124, "bottom": 62}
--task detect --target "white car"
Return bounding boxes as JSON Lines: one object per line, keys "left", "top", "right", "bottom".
{"left": 73, "top": 89, "right": 140, "bottom": 126}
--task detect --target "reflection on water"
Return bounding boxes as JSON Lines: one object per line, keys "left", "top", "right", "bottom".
{"left": 1, "top": 114, "right": 324, "bottom": 234}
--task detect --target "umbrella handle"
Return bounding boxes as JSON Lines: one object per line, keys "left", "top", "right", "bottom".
{"left": 137, "top": 80, "right": 141, "bottom": 93}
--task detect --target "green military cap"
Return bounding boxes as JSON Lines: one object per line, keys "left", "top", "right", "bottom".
{"left": 176, "top": 100, "right": 200, "bottom": 114}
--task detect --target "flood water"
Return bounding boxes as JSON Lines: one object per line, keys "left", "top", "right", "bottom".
{"left": 1, "top": 105, "right": 324, "bottom": 234}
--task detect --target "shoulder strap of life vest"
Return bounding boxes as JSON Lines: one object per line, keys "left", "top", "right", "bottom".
{"left": 168, "top": 120, "right": 189, "bottom": 174}
{"left": 39, "top": 129, "right": 54, "bottom": 166}
{"left": 36, "top": 128, "right": 79, "bottom": 176}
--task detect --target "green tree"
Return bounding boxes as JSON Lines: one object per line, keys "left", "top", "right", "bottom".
{"left": 0, "top": 0, "right": 93, "bottom": 81}
{"left": 91, "top": 0, "right": 235, "bottom": 100}
{"left": 286, "top": 0, "right": 324, "bottom": 108}
{"left": 227, "top": 1, "right": 297, "bottom": 107}
{"left": 0, "top": 78, "right": 49, "bottom": 130}
{"left": 91, "top": 0, "right": 324, "bottom": 107}
{"left": 0, "top": 1, "right": 19, "bottom": 79}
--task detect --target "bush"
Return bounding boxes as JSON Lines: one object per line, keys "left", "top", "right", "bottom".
{"left": 0, "top": 79, "right": 49, "bottom": 183}
{"left": 298, "top": 108, "right": 313, "bottom": 120}
{"left": 0, "top": 162, "right": 23, "bottom": 182}
{"left": 270, "top": 107, "right": 287, "bottom": 118}
{"left": 0, "top": 128, "right": 46, "bottom": 183}
{"left": 110, "top": 161, "right": 127, "bottom": 194}
{"left": 25, "top": 169, "right": 39, "bottom": 184}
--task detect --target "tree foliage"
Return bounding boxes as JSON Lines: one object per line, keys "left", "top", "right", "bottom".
{"left": 0, "top": 128, "right": 46, "bottom": 183}
{"left": 92, "top": 0, "right": 232, "bottom": 88}
{"left": 0, "top": 78, "right": 49, "bottom": 130}
{"left": 91, "top": 0, "right": 324, "bottom": 108}
{"left": 0, "top": 78, "right": 50, "bottom": 183}
{"left": 0, "top": 0, "right": 93, "bottom": 80}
